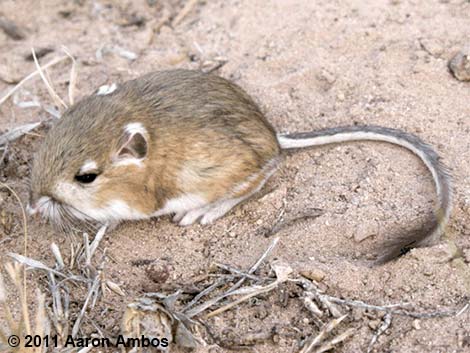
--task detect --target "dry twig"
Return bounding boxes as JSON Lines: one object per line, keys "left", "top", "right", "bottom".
{"left": 172, "top": 0, "right": 199, "bottom": 27}
{"left": 184, "top": 237, "right": 280, "bottom": 318}
{"left": 31, "top": 48, "right": 68, "bottom": 110}
{"left": 367, "top": 313, "right": 392, "bottom": 353}
{"left": 0, "top": 55, "right": 68, "bottom": 107}
{"left": 61, "top": 46, "right": 77, "bottom": 106}
{"left": 0, "top": 122, "right": 41, "bottom": 147}
{"left": 299, "top": 314, "right": 348, "bottom": 353}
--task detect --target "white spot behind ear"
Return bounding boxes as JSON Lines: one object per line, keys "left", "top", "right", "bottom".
{"left": 79, "top": 160, "right": 98, "bottom": 174}
{"left": 96, "top": 83, "right": 117, "bottom": 96}
{"left": 113, "top": 123, "right": 148, "bottom": 167}
{"left": 125, "top": 122, "right": 147, "bottom": 135}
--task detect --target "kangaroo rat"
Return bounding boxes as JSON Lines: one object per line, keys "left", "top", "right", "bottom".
{"left": 29, "top": 69, "right": 452, "bottom": 262}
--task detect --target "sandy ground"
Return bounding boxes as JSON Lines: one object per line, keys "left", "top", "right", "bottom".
{"left": 1, "top": 0, "right": 470, "bottom": 352}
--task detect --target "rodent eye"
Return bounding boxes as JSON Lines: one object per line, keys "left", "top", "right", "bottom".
{"left": 75, "top": 173, "right": 98, "bottom": 184}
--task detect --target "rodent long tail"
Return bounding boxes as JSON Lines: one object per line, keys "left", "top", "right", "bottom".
{"left": 277, "top": 125, "right": 452, "bottom": 264}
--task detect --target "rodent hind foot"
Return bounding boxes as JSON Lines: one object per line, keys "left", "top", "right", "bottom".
{"left": 171, "top": 196, "right": 248, "bottom": 226}
{"left": 199, "top": 197, "right": 247, "bottom": 225}
{"left": 172, "top": 212, "right": 185, "bottom": 223}
{"left": 177, "top": 207, "right": 210, "bottom": 226}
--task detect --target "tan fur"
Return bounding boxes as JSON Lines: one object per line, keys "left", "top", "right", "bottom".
{"left": 30, "top": 70, "right": 280, "bottom": 225}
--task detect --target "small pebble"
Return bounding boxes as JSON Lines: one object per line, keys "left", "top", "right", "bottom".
{"left": 463, "top": 248, "right": 470, "bottom": 263}
{"left": 354, "top": 221, "right": 378, "bottom": 242}
{"left": 423, "top": 268, "right": 433, "bottom": 276}
{"left": 145, "top": 262, "right": 170, "bottom": 283}
{"left": 319, "top": 68, "right": 336, "bottom": 84}
{"left": 402, "top": 285, "right": 411, "bottom": 293}
{"left": 419, "top": 38, "right": 444, "bottom": 58}
{"left": 352, "top": 308, "right": 364, "bottom": 321}
{"left": 300, "top": 269, "right": 326, "bottom": 282}
{"left": 449, "top": 47, "right": 470, "bottom": 81}
{"left": 368, "top": 320, "right": 381, "bottom": 330}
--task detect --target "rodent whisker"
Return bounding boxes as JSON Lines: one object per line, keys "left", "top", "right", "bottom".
{"left": 61, "top": 204, "right": 101, "bottom": 234}
{"left": 44, "top": 201, "right": 94, "bottom": 236}
{"left": 56, "top": 205, "right": 74, "bottom": 233}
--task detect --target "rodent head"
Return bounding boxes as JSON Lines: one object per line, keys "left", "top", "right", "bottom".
{"left": 29, "top": 91, "right": 157, "bottom": 229}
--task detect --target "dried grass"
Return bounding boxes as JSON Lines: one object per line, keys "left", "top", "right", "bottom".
{"left": 4, "top": 225, "right": 111, "bottom": 350}
{"left": 0, "top": 55, "right": 68, "bottom": 107}
{"left": 31, "top": 48, "right": 68, "bottom": 111}
{"left": 118, "top": 236, "right": 470, "bottom": 352}
{"left": 60, "top": 46, "right": 77, "bottom": 106}
{"left": 0, "top": 262, "right": 50, "bottom": 353}
{"left": 172, "top": 0, "right": 199, "bottom": 27}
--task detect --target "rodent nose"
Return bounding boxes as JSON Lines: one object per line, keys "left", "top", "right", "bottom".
{"left": 28, "top": 192, "right": 45, "bottom": 216}
{"left": 26, "top": 202, "right": 38, "bottom": 216}
{"left": 28, "top": 192, "right": 38, "bottom": 214}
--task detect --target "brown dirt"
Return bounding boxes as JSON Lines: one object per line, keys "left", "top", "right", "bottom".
{"left": 1, "top": 0, "right": 469, "bottom": 352}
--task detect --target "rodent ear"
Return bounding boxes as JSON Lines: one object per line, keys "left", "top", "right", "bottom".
{"left": 114, "top": 123, "right": 148, "bottom": 163}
